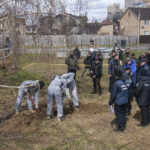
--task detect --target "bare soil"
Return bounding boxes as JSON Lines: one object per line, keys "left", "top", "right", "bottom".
{"left": 0, "top": 62, "right": 150, "bottom": 150}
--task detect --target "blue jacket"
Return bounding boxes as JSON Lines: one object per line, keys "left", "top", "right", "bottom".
{"left": 109, "top": 79, "right": 130, "bottom": 105}
{"left": 124, "top": 60, "right": 137, "bottom": 84}
{"left": 108, "top": 59, "right": 120, "bottom": 75}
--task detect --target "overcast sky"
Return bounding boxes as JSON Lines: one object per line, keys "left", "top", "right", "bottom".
{"left": 88, "top": 0, "right": 125, "bottom": 21}
{"left": 67, "top": 0, "right": 125, "bottom": 22}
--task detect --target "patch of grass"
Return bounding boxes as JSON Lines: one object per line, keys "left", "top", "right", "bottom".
{"left": 0, "top": 70, "right": 48, "bottom": 86}
{"left": 43, "top": 145, "right": 58, "bottom": 150}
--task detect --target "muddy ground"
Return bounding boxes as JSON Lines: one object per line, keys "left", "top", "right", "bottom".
{"left": 0, "top": 61, "right": 150, "bottom": 150}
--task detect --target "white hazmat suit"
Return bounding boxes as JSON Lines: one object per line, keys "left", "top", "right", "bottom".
{"left": 61, "top": 73, "right": 79, "bottom": 107}
{"left": 47, "top": 75, "right": 67, "bottom": 118}
{"left": 15, "top": 80, "right": 40, "bottom": 112}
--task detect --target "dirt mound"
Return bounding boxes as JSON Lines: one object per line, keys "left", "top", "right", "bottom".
{"left": 0, "top": 101, "right": 75, "bottom": 133}
{"left": 0, "top": 102, "right": 107, "bottom": 133}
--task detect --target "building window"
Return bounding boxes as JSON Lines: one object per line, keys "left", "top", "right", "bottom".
{"left": 144, "top": 20, "right": 149, "bottom": 26}
{"left": 144, "top": 31, "right": 149, "bottom": 35}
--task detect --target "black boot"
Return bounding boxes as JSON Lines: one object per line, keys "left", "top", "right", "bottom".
{"left": 114, "top": 126, "right": 125, "bottom": 132}
{"left": 141, "top": 107, "right": 149, "bottom": 126}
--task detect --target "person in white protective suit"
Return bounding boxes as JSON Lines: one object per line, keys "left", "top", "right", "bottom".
{"left": 15, "top": 80, "right": 45, "bottom": 114}
{"left": 47, "top": 75, "right": 68, "bottom": 121}
{"left": 60, "top": 72, "right": 79, "bottom": 110}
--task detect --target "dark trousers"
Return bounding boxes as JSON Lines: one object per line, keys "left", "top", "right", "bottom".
{"left": 127, "top": 99, "right": 132, "bottom": 115}
{"left": 114, "top": 104, "right": 127, "bottom": 129}
{"left": 140, "top": 105, "right": 150, "bottom": 125}
{"left": 92, "top": 77, "right": 101, "bottom": 93}
{"left": 127, "top": 93, "right": 133, "bottom": 115}
{"left": 109, "top": 76, "right": 115, "bottom": 92}
{"left": 68, "top": 69, "right": 76, "bottom": 79}
{"left": 81, "top": 66, "right": 91, "bottom": 77}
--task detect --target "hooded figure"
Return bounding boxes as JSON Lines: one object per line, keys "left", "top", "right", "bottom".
{"left": 61, "top": 72, "right": 79, "bottom": 110}
{"left": 47, "top": 75, "right": 68, "bottom": 121}
{"left": 15, "top": 80, "right": 45, "bottom": 113}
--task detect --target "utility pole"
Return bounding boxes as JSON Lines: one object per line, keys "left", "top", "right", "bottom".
{"left": 138, "top": 7, "right": 141, "bottom": 46}
{"left": 137, "top": 0, "right": 142, "bottom": 46}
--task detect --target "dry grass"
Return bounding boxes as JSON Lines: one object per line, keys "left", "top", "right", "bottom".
{"left": 0, "top": 60, "right": 150, "bottom": 150}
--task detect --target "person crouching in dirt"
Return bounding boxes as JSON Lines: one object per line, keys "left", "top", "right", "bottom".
{"left": 109, "top": 70, "right": 130, "bottom": 132}
{"left": 81, "top": 51, "right": 92, "bottom": 77}
{"left": 61, "top": 72, "right": 79, "bottom": 110}
{"left": 90, "top": 59, "right": 102, "bottom": 95}
{"left": 15, "top": 80, "right": 45, "bottom": 114}
{"left": 47, "top": 75, "right": 68, "bottom": 121}
{"left": 135, "top": 70, "right": 150, "bottom": 127}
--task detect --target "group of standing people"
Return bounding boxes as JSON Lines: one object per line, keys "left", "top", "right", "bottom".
{"left": 65, "top": 46, "right": 103, "bottom": 96}
{"left": 82, "top": 48, "right": 103, "bottom": 95}
{"left": 14, "top": 45, "right": 150, "bottom": 131}
{"left": 108, "top": 48, "right": 150, "bottom": 131}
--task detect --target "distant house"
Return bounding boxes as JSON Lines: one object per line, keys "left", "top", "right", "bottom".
{"left": 0, "top": 15, "right": 26, "bottom": 35}
{"left": 84, "top": 23, "right": 101, "bottom": 34}
{"left": 38, "top": 13, "right": 87, "bottom": 35}
{"left": 26, "top": 25, "right": 38, "bottom": 35}
{"left": 97, "top": 20, "right": 119, "bottom": 35}
{"left": 120, "top": 7, "right": 150, "bottom": 35}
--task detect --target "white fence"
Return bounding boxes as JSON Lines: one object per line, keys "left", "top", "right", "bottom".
{"left": 20, "top": 35, "right": 138, "bottom": 47}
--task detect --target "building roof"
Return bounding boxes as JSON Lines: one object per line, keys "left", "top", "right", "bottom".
{"left": 84, "top": 23, "right": 101, "bottom": 34}
{"left": 100, "top": 19, "right": 114, "bottom": 25}
{"left": 122, "top": 7, "right": 150, "bottom": 20}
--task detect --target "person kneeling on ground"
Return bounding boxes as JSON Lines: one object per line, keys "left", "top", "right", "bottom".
{"left": 47, "top": 75, "right": 68, "bottom": 121}
{"left": 109, "top": 70, "right": 130, "bottom": 132}
{"left": 61, "top": 72, "right": 79, "bottom": 110}
{"left": 136, "top": 70, "right": 150, "bottom": 127}
{"left": 15, "top": 80, "right": 45, "bottom": 114}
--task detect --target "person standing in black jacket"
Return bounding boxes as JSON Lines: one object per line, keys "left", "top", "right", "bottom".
{"left": 65, "top": 50, "right": 78, "bottom": 79}
{"left": 91, "top": 59, "right": 102, "bottom": 95}
{"left": 108, "top": 55, "right": 120, "bottom": 92}
{"left": 117, "top": 49, "right": 123, "bottom": 62}
{"left": 96, "top": 51, "right": 103, "bottom": 64}
{"left": 73, "top": 46, "right": 81, "bottom": 60}
{"left": 123, "top": 67, "right": 133, "bottom": 115}
{"left": 136, "top": 70, "right": 150, "bottom": 127}
{"left": 81, "top": 51, "right": 92, "bottom": 77}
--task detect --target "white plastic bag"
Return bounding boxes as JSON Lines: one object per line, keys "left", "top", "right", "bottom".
{"left": 110, "top": 105, "right": 114, "bottom": 114}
